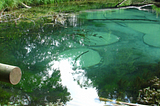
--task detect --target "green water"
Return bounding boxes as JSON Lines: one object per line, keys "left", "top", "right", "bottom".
{"left": 1, "top": 7, "right": 160, "bottom": 105}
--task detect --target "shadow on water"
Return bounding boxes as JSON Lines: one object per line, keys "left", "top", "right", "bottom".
{"left": 1, "top": 6, "right": 160, "bottom": 105}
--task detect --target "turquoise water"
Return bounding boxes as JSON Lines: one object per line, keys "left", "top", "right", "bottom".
{"left": 1, "top": 7, "right": 160, "bottom": 105}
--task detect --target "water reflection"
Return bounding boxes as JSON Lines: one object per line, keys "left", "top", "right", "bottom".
{"left": 48, "top": 57, "right": 104, "bottom": 106}
{"left": 0, "top": 12, "right": 81, "bottom": 105}
{"left": 77, "top": 8, "right": 160, "bottom": 105}
{"left": 1, "top": 6, "right": 160, "bottom": 106}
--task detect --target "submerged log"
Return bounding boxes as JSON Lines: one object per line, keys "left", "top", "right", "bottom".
{"left": 0, "top": 63, "right": 21, "bottom": 85}
{"left": 99, "top": 97, "right": 148, "bottom": 106}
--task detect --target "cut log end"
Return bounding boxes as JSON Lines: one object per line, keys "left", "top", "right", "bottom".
{"left": 0, "top": 63, "right": 22, "bottom": 85}
{"left": 9, "top": 67, "right": 22, "bottom": 85}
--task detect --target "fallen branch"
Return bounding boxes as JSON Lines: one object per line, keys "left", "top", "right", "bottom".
{"left": 88, "top": 18, "right": 158, "bottom": 22}
{"left": 0, "top": 14, "right": 22, "bottom": 23}
{"left": 138, "top": 4, "right": 154, "bottom": 10}
{"left": 116, "top": 0, "right": 128, "bottom": 7}
{"left": 99, "top": 97, "right": 148, "bottom": 106}
{"left": 84, "top": 4, "right": 154, "bottom": 13}
{"left": 21, "top": 2, "right": 31, "bottom": 8}
{"left": 74, "top": 50, "right": 89, "bottom": 66}
{"left": 142, "top": 0, "right": 146, "bottom": 3}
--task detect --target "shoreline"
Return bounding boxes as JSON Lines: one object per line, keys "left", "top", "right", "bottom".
{"left": 81, "top": 4, "right": 154, "bottom": 12}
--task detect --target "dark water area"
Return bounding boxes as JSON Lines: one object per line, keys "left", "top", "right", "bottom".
{"left": 1, "top": 7, "right": 160, "bottom": 105}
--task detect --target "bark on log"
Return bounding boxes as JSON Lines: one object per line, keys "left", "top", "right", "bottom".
{"left": 0, "top": 63, "right": 21, "bottom": 85}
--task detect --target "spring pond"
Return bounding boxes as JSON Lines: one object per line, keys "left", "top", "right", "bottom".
{"left": 1, "top": 6, "right": 160, "bottom": 105}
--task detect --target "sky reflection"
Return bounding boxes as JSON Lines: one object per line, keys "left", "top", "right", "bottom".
{"left": 48, "top": 57, "right": 104, "bottom": 106}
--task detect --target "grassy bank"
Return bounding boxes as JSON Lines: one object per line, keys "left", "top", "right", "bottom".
{"left": 0, "top": 0, "right": 112, "bottom": 11}
{"left": 0, "top": 0, "right": 155, "bottom": 11}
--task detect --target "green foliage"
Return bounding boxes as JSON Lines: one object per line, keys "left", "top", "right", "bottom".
{"left": 0, "top": 0, "right": 155, "bottom": 11}
{"left": 0, "top": 86, "right": 12, "bottom": 105}
{"left": 0, "top": 0, "right": 81, "bottom": 10}
{"left": 118, "top": 0, "right": 133, "bottom": 7}
{"left": 0, "top": 1, "right": 159, "bottom": 105}
{"left": 0, "top": 0, "right": 5, "bottom": 10}
{"left": 152, "top": 5, "right": 160, "bottom": 16}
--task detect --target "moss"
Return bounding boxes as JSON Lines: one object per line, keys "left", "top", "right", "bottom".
{"left": 0, "top": 86, "right": 12, "bottom": 105}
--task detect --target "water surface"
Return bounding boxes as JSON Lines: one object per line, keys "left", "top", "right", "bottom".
{"left": 0, "top": 7, "right": 160, "bottom": 105}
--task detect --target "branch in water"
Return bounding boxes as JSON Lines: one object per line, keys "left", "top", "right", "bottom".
{"left": 73, "top": 50, "right": 89, "bottom": 66}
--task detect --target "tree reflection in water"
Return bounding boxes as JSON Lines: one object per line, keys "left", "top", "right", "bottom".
{"left": 0, "top": 12, "right": 80, "bottom": 105}
{"left": 1, "top": 6, "right": 160, "bottom": 106}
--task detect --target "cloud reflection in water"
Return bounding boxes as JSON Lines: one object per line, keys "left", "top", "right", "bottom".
{"left": 48, "top": 57, "right": 104, "bottom": 106}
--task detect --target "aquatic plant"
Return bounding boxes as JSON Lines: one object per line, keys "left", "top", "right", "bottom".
{"left": 137, "top": 76, "right": 160, "bottom": 105}
{"left": 112, "top": 48, "right": 142, "bottom": 75}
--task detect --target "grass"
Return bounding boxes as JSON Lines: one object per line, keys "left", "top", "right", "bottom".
{"left": 0, "top": 0, "right": 157, "bottom": 12}
{"left": 0, "top": 0, "right": 103, "bottom": 10}
{"left": 0, "top": 0, "right": 131, "bottom": 11}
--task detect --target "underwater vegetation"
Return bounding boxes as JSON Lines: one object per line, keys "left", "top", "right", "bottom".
{"left": 75, "top": 48, "right": 160, "bottom": 104}
{"left": 137, "top": 76, "right": 160, "bottom": 105}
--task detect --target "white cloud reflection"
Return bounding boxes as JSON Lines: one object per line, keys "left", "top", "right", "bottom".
{"left": 48, "top": 57, "right": 104, "bottom": 106}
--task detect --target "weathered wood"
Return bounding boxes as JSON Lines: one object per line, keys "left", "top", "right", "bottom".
{"left": 0, "top": 63, "right": 21, "bottom": 85}
{"left": 99, "top": 97, "right": 148, "bottom": 106}
{"left": 21, "top": 3, "right": 31, "bottom": 8}
{"left": 116, "top": 0, "right": 128, "bottom": 7}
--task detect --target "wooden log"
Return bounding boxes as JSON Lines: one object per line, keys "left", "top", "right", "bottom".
{"left": 99, "top": 97, "right": 148, "bottom": 106}
{"left": 0, "top": 63, "right": 21, "bottom": 85}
